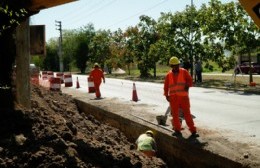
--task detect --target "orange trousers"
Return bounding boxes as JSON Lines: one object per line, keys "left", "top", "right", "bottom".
{"left": 94, "top": 81, "right": 101, "bottom": 98}
{"left": 140, "top": 150, "right": 156, "bottom": 157}
{"left": 169, "top": 95, "right": 196, "bottom": 133}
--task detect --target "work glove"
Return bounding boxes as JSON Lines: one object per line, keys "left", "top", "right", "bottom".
{"left": 184, "top": 85, "right": 189, "bottom": 92}
{"left": 166, "top": 96, "right": 170, "bottom": 102}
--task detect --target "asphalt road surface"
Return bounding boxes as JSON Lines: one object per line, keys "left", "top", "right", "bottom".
{"left": 70, "top": 74, "right": 260, "bottom": 143}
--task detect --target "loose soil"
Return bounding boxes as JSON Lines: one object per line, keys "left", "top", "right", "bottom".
{"left": 0, "top": 84, "right": 166, "bottom": 168}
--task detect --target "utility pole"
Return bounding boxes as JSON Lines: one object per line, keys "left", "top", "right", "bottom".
{"left": 55, "top": 20, "right": 63, "bottom": 72}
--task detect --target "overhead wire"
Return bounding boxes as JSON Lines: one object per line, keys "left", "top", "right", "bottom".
{"left": 64, "top": 0, "right": 117, "bottom": 27}
{"left": 62, "top": 0, "right": 105, "bottom": 23}
{"left": 84, "top": 0, "right": 117, "bottom": 18}
{"left": 57, "top": 0, "right": 94, "bottom": 21}
{"left": 59, "top": 0, "right": 169, "bottom": 31}
{"left": 106, "top": 0, "right": 169, "bottom": 29}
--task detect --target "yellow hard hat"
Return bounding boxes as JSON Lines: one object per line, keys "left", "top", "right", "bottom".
{"left": 169, "top": 57, "right": 180, "bottom": 65}
{"left": 145, "top": 130, "right": 154, "bottom": 137}
{"left": 94, "top": 63, "right": 99, "bottom": 67}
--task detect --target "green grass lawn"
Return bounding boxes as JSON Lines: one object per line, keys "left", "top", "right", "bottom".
{"left": 106, "top": 63, "right": 260, "bottom": 92}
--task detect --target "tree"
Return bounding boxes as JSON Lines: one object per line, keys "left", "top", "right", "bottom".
{"left": 199, "top": 0, "right": 260, "bottom": 82}
{"left": 89, "top": 30, "right": 111, "bottom": 69}
{"left": 43, "top": 41, "right": 59, "bottom": 71}
{"left": 124, "top": 26, "right": 139, "bottom": 75}
{"left": 74, "top": 41, "right": 89, "bottom": 73}
{"left": 61, "top": 24, "right": 95, "bottom": 72}
{"left": 136, "top": 15, "right": 159, "bottom": 78}
{"left": 109, "top": 29, "right": 127, "bottom": 74}
{"left": 157, "top": 7, "right": 204, "bottom": 77}
{"left": 62, "top": 30, "right": 78, "bottom": 72}
{"left": 228, "top": 2, "right": 260, "bottom": 82}
{"left": 74, "top": 25, "right": 95, "bottom": 73}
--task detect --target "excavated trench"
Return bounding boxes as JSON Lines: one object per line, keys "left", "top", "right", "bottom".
{"left": 74, "top": 98, "right": 243, "bottom": 168}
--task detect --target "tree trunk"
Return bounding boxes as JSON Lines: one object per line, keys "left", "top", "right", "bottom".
{"left": 153, "top": 63, "right": 156, "bottom": 78}
{"left": 127, "top": 64, "right": 130, "bottom": 75}
{"left": 248, "top": 51, "right": 253, "bottom": 83}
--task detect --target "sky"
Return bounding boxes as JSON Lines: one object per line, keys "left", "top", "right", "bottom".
{"left": 30, "top": 0, "right": 236, "bottom": 41}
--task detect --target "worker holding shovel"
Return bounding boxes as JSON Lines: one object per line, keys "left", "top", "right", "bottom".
{"left": 164, "top": 56, "right": 198, "bottom": 137}
{"left": 165, "top": 106, "right": 184, "bottom": 126}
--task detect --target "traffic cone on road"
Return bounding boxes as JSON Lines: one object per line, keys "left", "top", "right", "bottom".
{"left": 76, "top": 77, "right": 80, "bottom": 89}
{"left": 132, "top": 82, "right": 138, "bottom": 102}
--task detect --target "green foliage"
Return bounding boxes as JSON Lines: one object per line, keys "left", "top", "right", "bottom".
{"left": 43, "top": 0, "right": 259, "bottom": 83}
{"left": 75, "top": 41, "right": 89, "bottom": 73}
{"left": 199, "top": 0, "right": 260, "bottom": 82}
{"left": 43, "top": 44, "right": 59, "bottom": 71}
{"left": 0, "top": 3, "right": 27, "bottom": 36}
{"left": 62, "top": 30, "right": 78, "bottom": 71}
{"left": 134, "top": 15, "right": 158, "bottom": 77}
{"left": 89, "top": 29, "right": 111, "bottom": 67}
{"left": 204, "top": 62, "right": 214, "bottom": 72}
{"left": 31, "top": 56, "right": 44, "bottom": 69}
{"left": 62, "top": 24, "right": 95, "bottom": 72}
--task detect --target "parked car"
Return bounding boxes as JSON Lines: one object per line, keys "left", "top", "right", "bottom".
{"left": 13, "top": 64, "right": 39, "bottom": 77}
{"left": 29, "top": 64, "right": 39, "bottom": 77}
{"left": 235, "top": 62, "right": 260, "bottom": 74}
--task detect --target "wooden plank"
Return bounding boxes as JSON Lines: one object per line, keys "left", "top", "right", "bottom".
{"left": 239, "top": 0, "right": 260, "bottom": 28}
{"left": 16, "top": 18, "right": 31, "bottom": 109}
{"left": 29, "top": 0, "right": 78, "bottom": 11}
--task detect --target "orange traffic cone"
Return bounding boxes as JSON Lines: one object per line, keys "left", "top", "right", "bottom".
{"left": 132, "top": 82, "right": 138, "bottom": 102}
{"left": 76, "top": 77, "right": 80, "bottom": 89}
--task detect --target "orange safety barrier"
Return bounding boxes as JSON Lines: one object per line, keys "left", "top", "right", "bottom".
{"left": 30, "top": 71, "right": 39, "bottom": 85}
{"left": 88, "top": 77, "right": 95, "bottom": 93}
{"left": 39, "top": 73, "right": 50, "bottom": 89}
{"left": 49, "top": 77, "right": 61, "bottom": 91}
{"left": 47, "top": 71, "right": 54, "bottom": 79}
{"left": 64, "top": 74, "right": 73, "bottom": 87}
{"left": 54, "top": 72, "right": 64, "bottom": 84}
{"left": 39, "top": 71, "right": 48, "bottom": 80}
{"left": 30, "top": 76, "right": 39, "bottom": 85}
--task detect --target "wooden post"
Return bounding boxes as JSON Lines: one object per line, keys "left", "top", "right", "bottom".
{"left": 16, "top": 18, "right": 31, "bottom": 109}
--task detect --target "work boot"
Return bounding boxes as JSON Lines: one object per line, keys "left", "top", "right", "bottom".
{"left": 191, "top": 132, "right": 199, "bottom": 137}
{"left": 172, "top": 131, "right": 182, "bottom": 137}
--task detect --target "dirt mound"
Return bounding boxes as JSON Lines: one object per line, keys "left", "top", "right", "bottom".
{"left": 0, "top": 85, "right": 166, "bottom": 167}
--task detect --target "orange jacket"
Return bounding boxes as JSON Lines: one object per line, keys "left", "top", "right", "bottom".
{"left": 90, "top": 68, "right": 105, "bottom": 84}
{"left": 164, "top": 68, "right": 192, "bottom": 96}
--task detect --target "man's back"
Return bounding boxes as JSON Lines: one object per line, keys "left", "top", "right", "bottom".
{"left": 90, "top": 68, "right": 104, "bottom": 83}
{"left": 136, "top": 134, "right": 156, "bottom": 151}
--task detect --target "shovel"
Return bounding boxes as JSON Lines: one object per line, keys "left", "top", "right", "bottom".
{"left": 156, "top": 106, "right": 170, "bottom": 125}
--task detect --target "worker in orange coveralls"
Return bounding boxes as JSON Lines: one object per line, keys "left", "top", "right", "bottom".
{"left": 164, "top": 56, "right": 198, "bottom": 137}
{"left": 89, "top": 63, "right": 105, "bottom": 98}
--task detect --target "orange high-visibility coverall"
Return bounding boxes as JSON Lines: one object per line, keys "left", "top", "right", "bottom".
{"left": 90, "top": 68, "right": 105, "bottom": 98}
{"left": 164, "top": 68, "right": 196, "bottom": 133}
